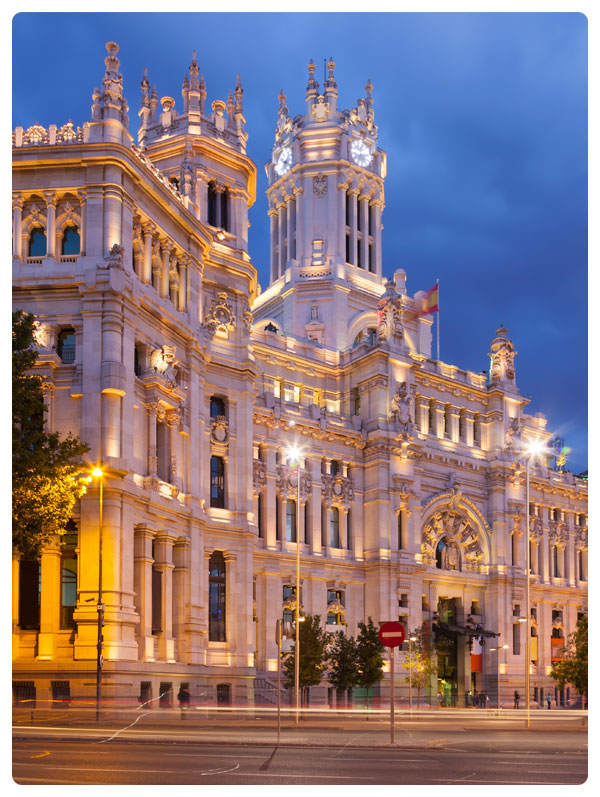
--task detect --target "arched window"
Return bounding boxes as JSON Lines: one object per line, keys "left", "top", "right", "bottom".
{"left": 208, "top": 551, "right": 226, "bottom": 641}
{"left": 210, "top": 455, "right": 225, "bottom": 508}
{"left": 208, "top": 182, "right": 217, "bottom": 226}
{"left": 436, "top": 538, "right": 446, "bottom": 569}
{"left": 28, "top": 227, "right": 47, "bottom": 257}
{"left": 210, "top": 396, "right": 226, "bottom": 419}
{"left": 61, "top": 225, "right": 80, "bottom": 256}
{"left": 57, "top": 328, "right": 76, "bottom": 364}
{"left": 330, "top": 507, "right": 340, "bottom": 548}
{"left": 286, "top": 499, "right": 297, "bottom": 542}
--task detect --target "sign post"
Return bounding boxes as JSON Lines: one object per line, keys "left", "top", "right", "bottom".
{"left": 275, "top": 619, "right": 282, "bottom": 745}
{"left": 378, "top": 621, "right": 406, "bottom": 746}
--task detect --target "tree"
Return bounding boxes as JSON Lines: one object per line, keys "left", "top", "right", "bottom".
{"left": 550, "top": 615, "right": 587, "bottom": 703}
{"left": 13, "top": 311, "right": 90, "bottom": 557}
{"left": 356, "top": 617, "right": 385, "bottom": 708}
{"left": 328, "top": 631, "right": 359, "bottom": 704}
{"left": 400, "top": 626, "right": 437, "bottom": 708}
{"left": 283, "top": 614, "right": 330, "bottom": 703}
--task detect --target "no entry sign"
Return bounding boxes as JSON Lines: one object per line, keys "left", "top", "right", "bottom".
{"left": 378, "top": 621, "right": 406, "bottom": 648}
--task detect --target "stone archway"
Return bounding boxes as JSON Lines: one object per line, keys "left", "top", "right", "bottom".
{"left": 421, "top": 491, "right": 491, "bottom": 572}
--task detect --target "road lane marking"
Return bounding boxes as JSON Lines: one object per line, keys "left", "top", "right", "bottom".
{"left": 29, "top": 751, "right": 50, "bottom": 758}
{"left": 201, "top": 763, "right": 240, "bottom": 776}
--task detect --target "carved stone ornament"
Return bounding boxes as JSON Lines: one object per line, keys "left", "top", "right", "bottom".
{"left": 102, "top": 243, "right": 125, "bottom": 270}
{"left": 32, "top": 321, "right": 51, "bottom": 350}
{"left": 505, "top": 416, "right": 522, "bottom": 451}
{"left": 489, "top": 326, "right": 516, "bottom": 385}
{"left": 204, "top": 291, "right": 235, "bottom": 337}
{"left": 390, "top": 381, "right": 413, "bottom": 433}
{"left": 313, "top": 173, "right": 328, "bottom": 196}
{"left": 253, "top": 459, "right": 267, "bottom": 491}
{"left": 276, "top": 464, "right": 311, "bottom": 499}
{"left": 210, "top": 416, "right": 230, "bottom": 446}
{"left": 421, "top": 509, "right": 484, "bottom": 572}
{"left": 149, "top": 345, "right": 178, "bottom": 387}
{"left": 321, "top": 474, "right": 354, "bottom": 507}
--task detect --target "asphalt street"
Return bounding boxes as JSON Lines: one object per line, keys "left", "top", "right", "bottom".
{"left": 13, "top": 710, "right": 588, "bottom": 785}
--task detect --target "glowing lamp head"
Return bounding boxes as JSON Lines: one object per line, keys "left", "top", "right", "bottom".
{"left": 91, "top": 467, "right": 104, "bottom": 478}
{"left": 524, "top": 439, "right": 548, "bottom": 459}
{"left": 286, "top": 445, "right": 302, "bottom": 467}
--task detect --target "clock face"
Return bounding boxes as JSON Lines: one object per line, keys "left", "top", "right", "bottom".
{"left": 274, "top": 146, "right": 292, "bottom": 176}
{"left": 351, "top": 139, "right": 372, "bottom": 167}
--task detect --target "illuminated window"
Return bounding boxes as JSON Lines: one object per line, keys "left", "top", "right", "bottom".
{"left": 28, "top": 227, "right": 47, "bottom": 257}
{"left": 210, "top": 396, "right": 226, "bottom": 418}
{"left": 210, "top": 456, "right": 225, "bottom": 508}
{"left": 286, "top": 499, "right": 297, "bottom": 542}
{"left": 209, "top": 551, "right": 226, "bottom": 641}
{"left": 274, "top": 380, "right": 282, "bottom": 399}
{"left": 60, "top": 524, "right": 78, "bottom": 629}
{"left": 330, "top": 507, "right": 340, "bottom": 548}
{"left": 19, "top": 560, "right": 40, "bottom": 630}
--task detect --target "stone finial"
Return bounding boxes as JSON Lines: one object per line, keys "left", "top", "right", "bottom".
{"left": 306, "top": 58, "right": 319, "bottom": 94}
{"left": 278, "top": 89, "right": 288, "bottom": 115}
{"left": 199, "top": 74, "right": 207, "bottom": 114}
{"left": 234, "top": 74, "right": 244, "bottom": 114}
{"left": 141, "top": 67, "right": 150, "bottom": 106}
{"left": 489, "top": 325, "right": 517, "bottom": 385}
{"left": 189, "top": 50, "right": 199, "bottom": 89}
{"left": 326, "top": 57, "right": 337, "bottom": 88}
{"left": 92, "top": 41, "right": 129, "bottom": 129}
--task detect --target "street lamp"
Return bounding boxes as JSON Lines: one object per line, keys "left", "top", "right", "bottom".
{"left": 523, "top": 438, "right": 546, "bottom": 729}
{"left": 408, "top": 635, "right": 417, "bottom": 718}
{"left": 286, "top": 444, "right": 302, "bottom": 725}
{"left": 91, "top": 465, "right": 104, "bottom": 722}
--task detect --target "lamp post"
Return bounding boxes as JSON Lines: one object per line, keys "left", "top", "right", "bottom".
{"left": 286, "top": 444, "right": 302, "bottom": 725}
{"left": 408, "top": 635, "right": 417, "bottom": 718}
{"left": 523, "top": 439, "right": 545, "bottom": 729}
{"left": 91, "top": 465, "right": 104, "bottom": 723}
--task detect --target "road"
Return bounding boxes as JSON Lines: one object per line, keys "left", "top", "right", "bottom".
{"left": 13, "top": 714, "right": 588, "bottom": 785}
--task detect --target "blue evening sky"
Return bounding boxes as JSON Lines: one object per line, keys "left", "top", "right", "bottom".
{"left": 12, "top": 11, "right": 588, "bottom": 472}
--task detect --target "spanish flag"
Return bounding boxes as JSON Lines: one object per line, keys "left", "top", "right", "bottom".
{"left": 413, "top": 282, "right": 439, "bottom": 318}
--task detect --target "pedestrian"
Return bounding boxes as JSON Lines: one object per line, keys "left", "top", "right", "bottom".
{"left": 472, "top": 691, "right": 478, "bottom": 707}
{"left": 177, "top": 685, "right": 191, "bottom": 718}
{"left": 546, "top": 694, "right": 552, "bottom": 710}
{"left": 514, "top": 690, "right": 520, "bottom": 709}
{"left": 437, "top": 691, "right": 444, "bottom": 709}
{"left": 480, "top": 691, "right": 487, "bottom": 708}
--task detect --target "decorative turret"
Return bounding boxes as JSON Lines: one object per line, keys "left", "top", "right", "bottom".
{"left": 324, "top": 57, "right": 338, "bottom": 111}
{"left": 489, "top": 326, "right": 517, "bottom": 387}
{"left": 89, "top": 42, "right": 130, "bottom": 144}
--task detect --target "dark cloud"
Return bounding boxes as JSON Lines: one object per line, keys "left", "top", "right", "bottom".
{"left": 12, "top": 11, "right": 587, "bottom": 471}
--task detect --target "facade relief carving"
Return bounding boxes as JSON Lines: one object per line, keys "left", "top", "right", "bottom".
{"left": 203, "top": 291, "right": 235, "bottom": 337}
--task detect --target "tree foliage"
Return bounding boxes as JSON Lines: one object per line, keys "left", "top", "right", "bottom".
{"left": 328, "top": 631, "right": 360, "bottom": 691}
{"left": 283, "top": 614, "right": 330, "bottom": 689}
{"left": 550, "top": 615, "right": 588, "bottom": 699}
{"left": 13, "top": 311, "right": 90, "bottom": 557}
{"left": 356, "top": 617, "right": 385, "bottom": 703}
{"left": 401, "top": 626, "right": 437, "bottom": 704}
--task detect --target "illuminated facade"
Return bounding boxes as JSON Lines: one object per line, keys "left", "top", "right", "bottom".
{"left": 12, "top": 44, "right": 587, "bottom": 710}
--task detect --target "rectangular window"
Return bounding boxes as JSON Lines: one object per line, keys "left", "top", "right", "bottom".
{"left": 152, "top": 568, "right": 162, "bottom": 633}
{"left": 286, "top": 499, "right": 297, "bottom": 542}
{"left": 276, "top": 496, "right": 281, "bottom": 540}
{"left": 19, "top": 560, "right": 40, "bottom": 630}
{"left": 13, "top": 681, "right": 36, "bottom": 708}
{"left": 330, "top": 507, "right": 340, "bottom": 548}
{"left": 51, "top": 681, "right": 70, "bottom": 707}
{"left": 513, "top": 623, "right": 521, "bottom": 655}
{"left": 347, "top": 508, "right": 352, "bottom": 550}
{"left": 60, "top": 556, "right": 77, "bottom": 629}
{"left": 159, "top": 682, "right": 173, "bottom": 707}
{"left": 399, "top": 593, "right": 408, "bottom": 608}
{"left": 398, "top": 510, "right": 405, "bottom": 550}
{"left": 553, "top": 546, "right": 560, "bottom": 577}
{"left": 257, "top": 493, "right": 264, "bottom": 538}
{"left": 210, "top": 455, "right": 225, "bottom": 508}
{"left": 209, "top": 551, "right": 226, "bottom": 642}
{"left": 345, "top": 233, "right": 351, "bottom": 264}
{"left": 304, "top": 499, "right": 310, "bottom": 544}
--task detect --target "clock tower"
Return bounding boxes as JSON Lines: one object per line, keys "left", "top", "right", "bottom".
{"left": 253, "top": 59, "right": 388, "bottom": 350}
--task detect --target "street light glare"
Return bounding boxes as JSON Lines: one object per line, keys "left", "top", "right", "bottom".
{"left": 524, "top": 439, "right": 547, "bottom": 458}
{"left": 91, "top": 467, "right": 103, "bottom": 478}
{"left": 286, "top": 445, "right": 302, "bottom": 465}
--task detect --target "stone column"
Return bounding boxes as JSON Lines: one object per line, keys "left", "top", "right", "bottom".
{"left": 134, "top": 526, "right": 155, "bottom": 661}
{"left": 338, "top": 182, "right": 346, "bottom": 259}
{"left": 433, "top": 400, "right": 444, "bottom": 439}
{"left": 340, "top": 507, "right": 349, "bottom": 550}
{"left": 359, "top": 196, "right": 369, "bottom": 268}
{"left": 167, "top": 411, "right": 181, "bottom": 489}
{"left": 269, "top": 209, "right": 278, "bottom": 280}
{"left": 294, "top": 187, "right": 303, "bottom": 262}
{"left": 13, "top": 194, "right": 24, "bottom": 260}
{"left": 322, "top": 505, "right": 332, "bottom": 551}
{"left": 37, "top": 537, "right": 62, "bottom": 660}
{"left": 349, "top": 189, "right": 359, "bottom": 266}
{"left": 309, "top": 458, "right": 322, "bottom": 556}
{"left": 44, "top": 192, "right": 57, "bottom": 259}
{"left": 103, "top": 168, "right": 123, "bottom": 255}
{"left": 172, "top": 538, "right": 189, "bottom": 663}
{"left": 286, "top": 196, "right": 294, "bottom": 262}
{"left": 178, "top": 257, "right": 188, "bottom": 312}
{"left": 154, "top": 534, "right": 176, "bottom": 662}
{"left": 142, "top": 223, "right": 153, "bottom": 284}
{"left": 146, "top": 402, "right": 159, "bottom": 478}
{"left": 223, "top": 551, "right": 238, "bottom": 649}
{"left": 169, "top": 251, "right": 179, "bottom": 307}
{"left": 464, "top": 410, "right": 475, "bottom": 447}
{"left": 449, "top": 409, "right": 460, "bottom": 443}
{"left": 78, "top": 190, "right": 87, "bottom": 256}
{"left": 278, "top": 203, "right": 286, "bottom": 274}
{"left": 160, "top": 241, "right": 171, "bottom": 299}
{"left": 372, "top": 200, "right": 383, "bottom": 277}
{"left": 415, "top": 395, "right": 429, "bottom": 435}
{"left": 264, "top": 446, "right": 277, "bottom": 549}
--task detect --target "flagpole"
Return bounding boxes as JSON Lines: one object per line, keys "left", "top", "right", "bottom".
{"left": 436, "top": 279, "right": 440, "bottom": 361}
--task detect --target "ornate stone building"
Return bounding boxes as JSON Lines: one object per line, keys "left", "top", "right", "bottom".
{"left": 12, "top": 44, "right": 587, "bottom": 710}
